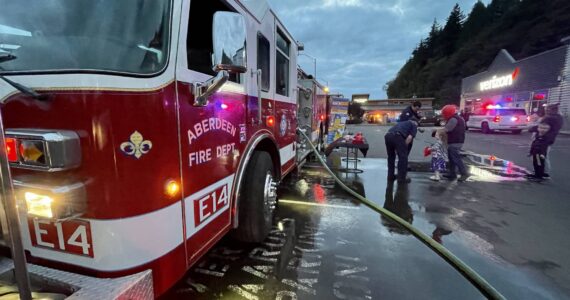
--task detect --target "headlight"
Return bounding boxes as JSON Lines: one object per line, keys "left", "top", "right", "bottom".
{"left": 24, "top": 192, "right": 55, "bottom": 219}
{"left": 15, "top": 180, "right": 87, "bottom": 220}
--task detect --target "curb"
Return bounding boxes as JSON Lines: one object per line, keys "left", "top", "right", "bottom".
{"left": 560, "top": 131, "right": 570, "bottom": 136}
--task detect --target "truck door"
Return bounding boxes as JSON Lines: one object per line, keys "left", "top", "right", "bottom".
{"left": 273, "top": 25, "right": 298, "bottom": 175}
{"left": 175, "top": 1, "right": 248, "bottom": 265}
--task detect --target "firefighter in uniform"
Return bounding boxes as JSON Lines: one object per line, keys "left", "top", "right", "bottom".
{"left": 398, "top": 101, "right": 422, "bottom": 156}
{"left": 384, "top": 117, "right": 420, "bottom": 184}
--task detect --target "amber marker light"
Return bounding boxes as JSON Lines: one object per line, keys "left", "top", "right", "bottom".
{"left": 165, "top": 180, "right": 180, "bottom": 197}
{"left": 266, "top": 116, "right": 275, "bottom": 127}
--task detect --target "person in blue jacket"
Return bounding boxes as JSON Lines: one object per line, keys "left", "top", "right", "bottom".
{"left": 385, "top": 117, "right": 420, "bottom": 184}
{"left": 398, "top": 101, "right": 422, "bottom": 155}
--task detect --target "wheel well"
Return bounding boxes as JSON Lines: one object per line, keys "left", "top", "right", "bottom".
{"left": 254, "top": 138, "right": 281, "bottom": 180}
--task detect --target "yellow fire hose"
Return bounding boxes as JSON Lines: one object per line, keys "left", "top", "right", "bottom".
{"left": 297, "top": 129, "right": 506, "bottom": 300}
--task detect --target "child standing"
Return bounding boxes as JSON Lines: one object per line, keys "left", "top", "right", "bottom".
{"left": 429, "top": 129, "right": 448, "bottom": 181}
{"left": 527, "top": 121, "right": 553, "bottom": 182}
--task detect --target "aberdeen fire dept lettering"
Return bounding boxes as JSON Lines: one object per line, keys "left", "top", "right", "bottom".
{"left": 187, "top": 118, "right": 239, "bottom": 167}
{"left": 189, "top": 143, "right": 236, "bottom": 166}
{"left": 188, "top": 118, "right": 237, "bottom": 145}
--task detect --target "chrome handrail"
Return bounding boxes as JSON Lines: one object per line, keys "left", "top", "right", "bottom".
{"left": 0, "top": 106, "right": 32, "bottom": 300}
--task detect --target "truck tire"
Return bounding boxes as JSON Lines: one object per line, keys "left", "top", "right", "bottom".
{"left": 482, "top": 122, "right": 491, "bottom": 134}
{"left": 232, "top": 151, "right": 277, "bottom": 243}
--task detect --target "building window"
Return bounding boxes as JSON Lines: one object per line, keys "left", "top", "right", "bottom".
{"left": 257, "top": 33, "right": 270, "bottom": 92}
{"left": 276, "top": 29, "right": 290, "bottom": 96}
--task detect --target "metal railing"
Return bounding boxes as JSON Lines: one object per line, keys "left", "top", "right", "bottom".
{"left": 0, "top": 107, "right": 32, "bottom": 300}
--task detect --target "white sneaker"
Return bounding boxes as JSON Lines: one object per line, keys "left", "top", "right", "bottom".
{"left": 429, "top": 175, "right": 441, "bottom": 181}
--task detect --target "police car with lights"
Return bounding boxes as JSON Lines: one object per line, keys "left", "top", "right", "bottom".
{"left": 466, "top": 105, "right": 530, "bottom": 134}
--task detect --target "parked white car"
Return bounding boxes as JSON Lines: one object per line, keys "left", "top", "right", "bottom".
{"left": 466, "top": 107, "right": 529, "bottom": 134}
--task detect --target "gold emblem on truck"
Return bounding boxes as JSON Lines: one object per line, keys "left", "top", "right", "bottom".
{"left": 120, "top": 131, "right": 153, "bottom": 159}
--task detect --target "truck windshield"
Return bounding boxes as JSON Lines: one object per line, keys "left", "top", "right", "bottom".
{"left": 0, "top": 0, "right": 172, "bottom": 75}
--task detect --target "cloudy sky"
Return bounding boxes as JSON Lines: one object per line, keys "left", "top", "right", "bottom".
{"left": 267, "top": 0, "right": 490, "bottom": 99}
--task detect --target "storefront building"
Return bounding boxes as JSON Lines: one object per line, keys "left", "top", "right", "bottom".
{"left": 360, "top": 98, "right": 434, "bottom": 123}
{"left": 461, "top": 37, "right": 570, "bottom": 121}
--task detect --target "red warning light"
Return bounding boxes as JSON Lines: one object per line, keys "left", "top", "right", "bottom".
{"left": 5, "top": 138, "right": 18, "bottom": 162}
{"left": 489, "top": 155, "right": 497, "bottom": 161}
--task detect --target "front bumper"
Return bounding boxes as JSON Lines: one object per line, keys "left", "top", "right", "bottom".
{"left": 0, "top": 257, "right": 153, "bottom": 299}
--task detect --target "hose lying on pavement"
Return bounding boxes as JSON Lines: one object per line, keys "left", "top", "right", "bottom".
{"left": 297, "top": 129, "right": 506, "bottom": 300}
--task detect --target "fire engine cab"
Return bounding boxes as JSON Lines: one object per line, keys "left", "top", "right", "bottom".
{"left": 0, "top": 0, "right": 323, "bottom": 297}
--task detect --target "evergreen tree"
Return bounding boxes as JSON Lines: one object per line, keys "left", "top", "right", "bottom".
{"left": 459, "top": 1, "right": 489, "bottom": 46}
{"left": 437, "top": 4, "right": 464, "bottom": 57}
{"left": 487, "top": 0, "right": 519, "bottom": 21}
{"left": 425, "top": 19, "right": 441, "bottom": 56}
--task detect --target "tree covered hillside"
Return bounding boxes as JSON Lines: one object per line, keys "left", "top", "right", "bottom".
{"left": 385, "top": 0, "right": 570, "bottom": 107}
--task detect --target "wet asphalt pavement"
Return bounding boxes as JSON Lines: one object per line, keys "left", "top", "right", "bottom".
{"left": 162, "top": 125, "right": 570, "bottom": 299}
{"left": 162, "top": 161, "right": 482, "bottom": 300}
{"left": 350, "top": 124, "right": 570, "bottom": 297}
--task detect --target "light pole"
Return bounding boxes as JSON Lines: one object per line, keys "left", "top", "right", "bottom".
{"left": 299, "top": 53, "right": 317, "bottom": 80}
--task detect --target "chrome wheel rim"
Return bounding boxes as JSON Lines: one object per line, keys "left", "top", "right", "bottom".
{"left": 264, "top": 172, "right": 278, "bottom": 212}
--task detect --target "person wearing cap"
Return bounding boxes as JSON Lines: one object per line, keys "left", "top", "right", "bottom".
{"left": 398, "top": 101, "right": 423, "bottom": 155}
{"left": 441, "top": 105, "right": 469, "bottom": 182}
{"left": 385, "top": 117, "right": 420, "bottom": 184}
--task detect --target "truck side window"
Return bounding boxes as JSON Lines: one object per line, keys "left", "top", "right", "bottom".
{"left": 186, "top": 0, "right": 242, "bottom": 84}
{"left": 257, "top": 33, "right": 270, "bottom": 92}
{"left": 276, "top": 29, "right": 290, "bottom": 96}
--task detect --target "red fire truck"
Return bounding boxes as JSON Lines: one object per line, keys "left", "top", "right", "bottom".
{"left": 0, "top": 0, "right": 324, "bottom": 297}
{"left": 297, "top": 68, "right": 329, "bottom": 162}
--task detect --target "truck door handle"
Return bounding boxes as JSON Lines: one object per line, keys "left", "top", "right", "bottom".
{"left": 251, "top": 69, "right": 262, "bottom": 124}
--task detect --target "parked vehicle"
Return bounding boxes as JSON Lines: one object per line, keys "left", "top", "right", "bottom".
{"left": 420, "top": 110, "right": 438, "bottom": 126}
{"left": 466, "top": 107, "right": 529, "bottom": 134}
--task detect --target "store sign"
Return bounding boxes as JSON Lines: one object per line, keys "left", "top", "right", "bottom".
{"left": 479, "top": 68, "right": 519, "bottom": 91}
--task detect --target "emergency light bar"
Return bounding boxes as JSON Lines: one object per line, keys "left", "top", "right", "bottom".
{"left": 5, "top": 129, "right": 81, "bottom": 172}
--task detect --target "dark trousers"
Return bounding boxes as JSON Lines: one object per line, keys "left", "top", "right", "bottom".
{"left": 533, "top": 154, "right": 546, "bottom": 178}
{"left": 448, "top": 144, "right": 467, "bottom": 176}
{"left": 385, "top": 133, "right": 408, "bottom": 180}
{"left": 407, "top": 140, "right": 413, "bottom": 157}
